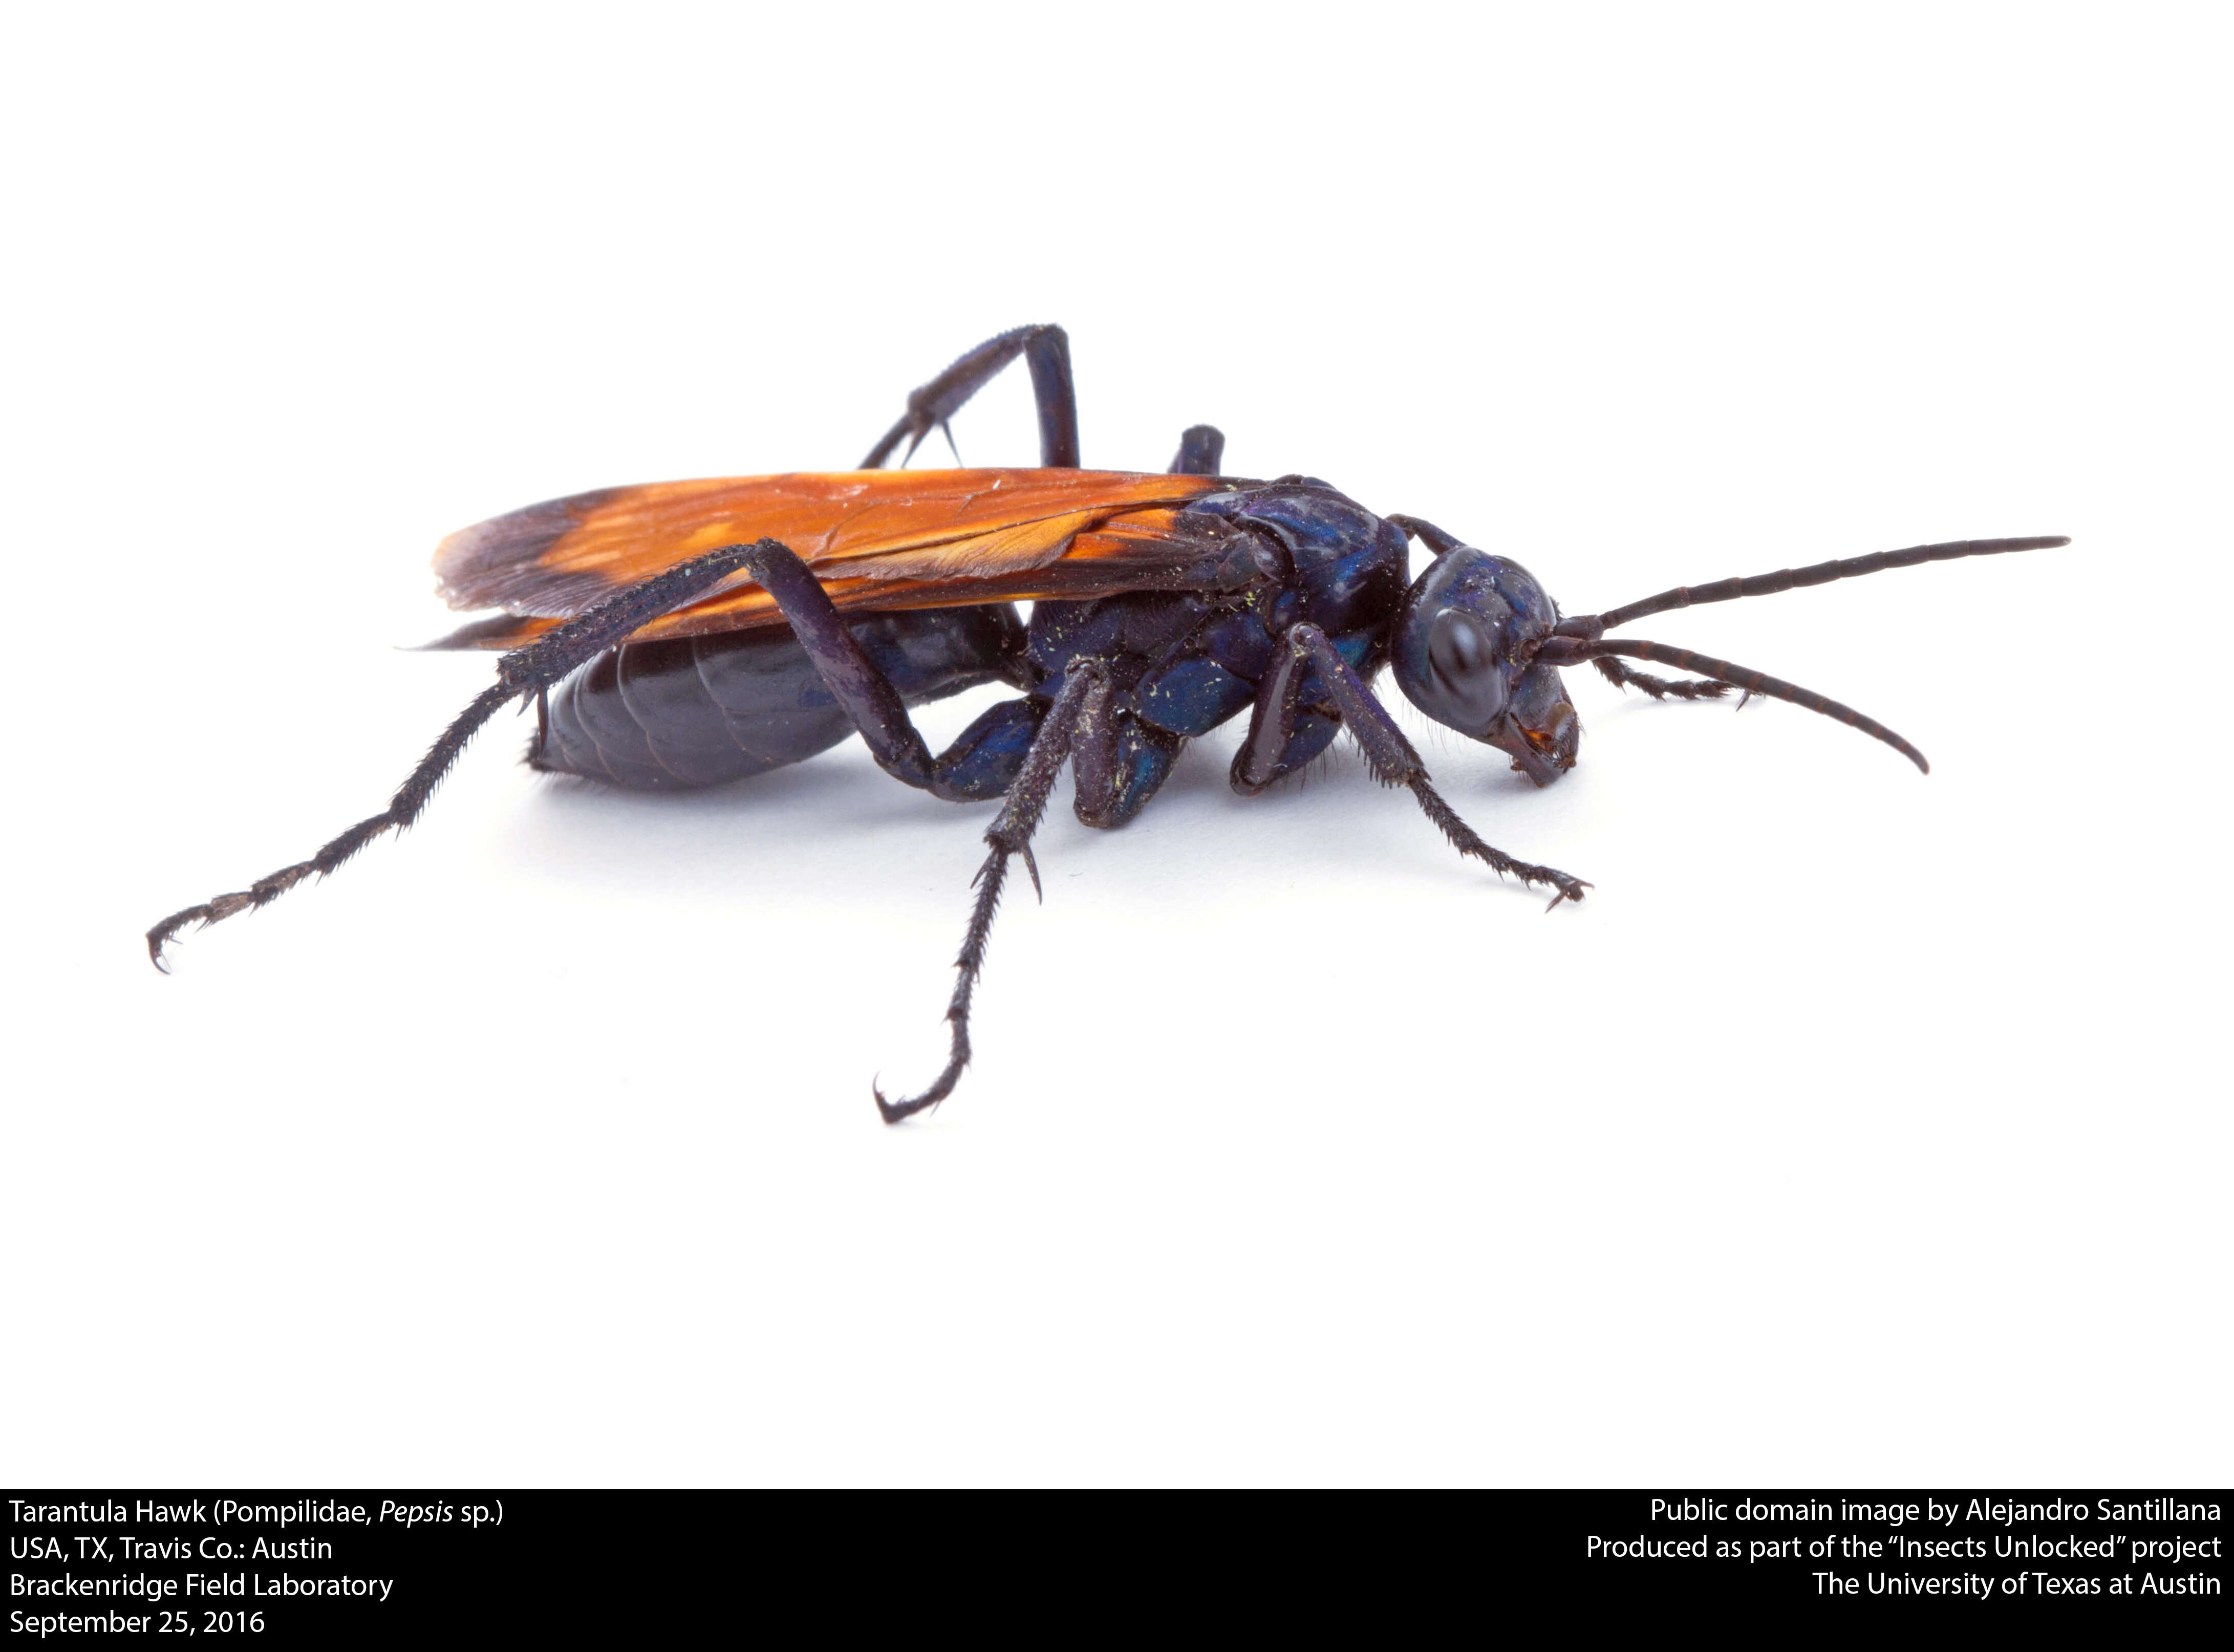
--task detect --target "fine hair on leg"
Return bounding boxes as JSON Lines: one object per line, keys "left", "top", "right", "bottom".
{"left": 146, "top": 540, "right": 780, "bottom": 969}
{"left": 874, "top": 662, "right": 1111, "bottom": 1123}
{"left": 1240, "top": 622, "right": 1590, "bottom": 907}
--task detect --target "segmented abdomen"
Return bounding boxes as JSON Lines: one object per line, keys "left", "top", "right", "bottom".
{"left": 535, "top": 605, "right": 1027, "bottom": 789}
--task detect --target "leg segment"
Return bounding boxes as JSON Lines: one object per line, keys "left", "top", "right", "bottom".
{"left": 875, "top": 662, "right": 1113, "bottom": 1123}
{"left": 147, "top": 539, "right": 784, "bottom": 968}
{"left": 1071, "top": 702, "right": 1182, "bottom": 829}
{"left": 1230, "top": 638, "right": 1341, "bottom": 795}
{"left": 1168, "top": 425, "right": 1225, "bottom": 475}
{"left": 861, "top": 324, "right": 1080, "bottom": 470}
{"left": 724, "top": 542, "right": 941, "bottom": 790}
{"left": 1236, "top": 624, "right": 1591, "bottom": 907}
{"left": 711, "top": 540, "right": 1045, "bottom": 800}
{"left": 932, "top": 697, "right": 1048, "bottom": 801}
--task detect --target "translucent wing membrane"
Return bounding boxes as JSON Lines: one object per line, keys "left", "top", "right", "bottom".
{"left": 429, "top": 468, "right": 1241, "bottom": 647}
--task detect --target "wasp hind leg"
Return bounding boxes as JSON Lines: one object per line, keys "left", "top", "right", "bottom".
{"left": 862, "top": 324, "right": 1080, "bottom": 470}
{"left": 689, "top": 539, "right": 1059, "bottom": 802}
{"left": 145, "top": 541, "right": 795, "bottom": 968}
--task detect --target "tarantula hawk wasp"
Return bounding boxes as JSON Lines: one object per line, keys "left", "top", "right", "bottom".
{"left": 148, "top": 325, "right": 2063, "bottom": 1120}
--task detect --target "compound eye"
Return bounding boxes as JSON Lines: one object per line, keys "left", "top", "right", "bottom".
{"left": 1428, "top": 610, "right": 1509, "bottom": 724}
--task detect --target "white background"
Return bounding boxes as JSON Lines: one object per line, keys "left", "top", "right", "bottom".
{"left": 5, "top": 4, "right": 2226, "bottom": 1487}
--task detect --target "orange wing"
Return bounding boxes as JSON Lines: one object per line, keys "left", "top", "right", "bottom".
{"left": 428, "top": 468, "right": 1245, "bottom": 649}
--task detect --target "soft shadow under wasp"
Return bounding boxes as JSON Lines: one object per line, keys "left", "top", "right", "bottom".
{"left": 147, "top": 323, "right": 2065, "bottom": 1121}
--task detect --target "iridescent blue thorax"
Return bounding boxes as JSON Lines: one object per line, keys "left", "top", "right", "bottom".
{"left": 1026, "top": 481, "right": 1407, "bottom": 697}
{"left": 1019, "top": 481, "right": 1410, "bottom": 814}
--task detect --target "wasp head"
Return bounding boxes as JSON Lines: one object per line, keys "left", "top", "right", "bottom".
{"left": 1390, "top": 547, "right": 1578, "bottom": 786}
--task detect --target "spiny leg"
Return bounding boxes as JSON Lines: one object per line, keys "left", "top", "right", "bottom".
{"left": 876, "top": 662, "right": 1113, "bottom": 1124}
{"left": 146, "top": 540, "right": 782, "bottom": 968}
{"left": 862, "top": 324, "right": 1079, "bottom": 469}
{"left": 1235, "top": 623, "right": 1589, "bottom": 907}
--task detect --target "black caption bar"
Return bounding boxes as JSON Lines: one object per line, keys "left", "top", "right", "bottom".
{"left": 6, "top": 1496, "right": 518, "bottom": 1640}
{"left": 5, "top": 1489, "right": 2227, "bottom": 1634}
{"left": 1565, "top": 1491, "right": 2227, "bottom": 1608}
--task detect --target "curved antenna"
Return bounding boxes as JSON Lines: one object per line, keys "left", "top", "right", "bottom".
{"left": 1534, "top": 635, "right": 1930, "bottom": 772}
{"left": 1568, "top": 536, "right": 2065, "bottom": 633}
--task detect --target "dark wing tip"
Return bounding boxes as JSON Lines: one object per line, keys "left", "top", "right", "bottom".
{"left": 432, "top": 486, "right": 633, "bottom": 612}
{"left": 412, "top": 613, "right": 548, "bottom": 652}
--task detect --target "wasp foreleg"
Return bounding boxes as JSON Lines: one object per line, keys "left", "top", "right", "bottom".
{"left": 1242, "top": 624, "right": 1592, "bottom": 909}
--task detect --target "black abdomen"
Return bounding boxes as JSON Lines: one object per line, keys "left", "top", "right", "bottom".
{"left": 535, "top": 604, "right": 1028, "bottom": 788}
